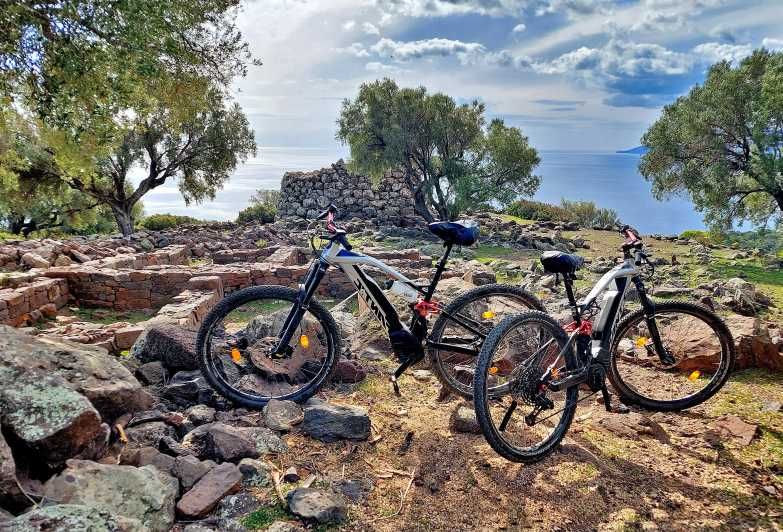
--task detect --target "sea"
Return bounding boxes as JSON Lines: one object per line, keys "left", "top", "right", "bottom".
{"left": 141, "top": 147, "right": 704, "bottom": 236}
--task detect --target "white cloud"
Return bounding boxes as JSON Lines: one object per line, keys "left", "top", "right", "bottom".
{"left": 762, "top": 37, "right": 783, "bottom": 50}
{"left": 534, "top": 0, "right": 613, "bottom": 17}
{"left": 362, "top": 22, "right": 380, "bottom": 35}
{"left": 513, "top": 23, "right": 526, "bottom": 33}
{"left": 692, "top": 42, "right": 752, "bottom": 63}
{"left": 337, "top": 42, "right": 370, "bottom": 57}
{"left": 369, "top": 37, "right": 486, "bottom": 62}
{"left": 365, "top": 61, "right": 407, "bottom": 73}
{"left": 372, "top": 0, "right": 531, "bottom": 18}
{"left": 342, "top": 20, "right": 356, "bottom": 30}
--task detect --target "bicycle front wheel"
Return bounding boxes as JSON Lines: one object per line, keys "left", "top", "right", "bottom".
{"left": 196, "top": 285, "right": 340, "bottom": 408}
{"left": 428, "top": 284, "right": 545, "bottom": 398}
{"left": 474, "top": 311, "right": 578, "bottom": 463}
{"left": 609, "top": 301, "right": 735, "bottom": 411}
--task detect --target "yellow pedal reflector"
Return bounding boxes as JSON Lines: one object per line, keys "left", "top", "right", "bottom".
{"left": 489, "top": 366, "right": 499, "bottom": 375}
{"left": 230, "top": 347, "right": 242, "bottom": 363}
{"left": 688, "top": 370, "right": 701, "bottom": 382}
{"left": 635, "top": 336, "right": 649, "bottom": 348}
{"left": 299, "top": 335, "right": 310, "bottom": 348}
{"left": 482, "top": 311, "right": 496, "bottom": 319}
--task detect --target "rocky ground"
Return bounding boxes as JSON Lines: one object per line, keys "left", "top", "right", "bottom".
{"left": 0, "top": 213, "right": 781, "bottom": 531}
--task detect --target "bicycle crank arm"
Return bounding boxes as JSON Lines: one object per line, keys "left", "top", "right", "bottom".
{"left": 547, "top": 366, "right": 589, "bottom": 392}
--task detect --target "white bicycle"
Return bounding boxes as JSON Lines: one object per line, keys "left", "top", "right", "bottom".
{"left": 196, "top": 204, "right": 544, "bottom": 407}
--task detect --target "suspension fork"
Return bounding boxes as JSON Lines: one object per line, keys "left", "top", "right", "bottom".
{"left": 272, "top": 259, "right": 328, "bottom": 357}
{"left": 632, "top": 277, "right": 675, "bottom": 365}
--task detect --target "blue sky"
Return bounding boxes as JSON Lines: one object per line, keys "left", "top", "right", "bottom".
{"left": 234, "top": 0, "right": 783, "bottom": 151}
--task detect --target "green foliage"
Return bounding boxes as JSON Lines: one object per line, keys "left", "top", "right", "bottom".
{"left": 680, "top": 230, "right": 713, "bottom": 245}
{"left": 719, "top": 228, "right": 783, "bottom": 255}
{"left": 559, "top": 199, "right": 619, "bottom": 227}
{"left": 640, "top": 49, "right": 783, "bottom": 230}
{"left": 506, "top": 199, "right": 571, "bottom": 222}
{"left": 237, "top": 189, "right": 279, "bottom": 224}
{"left": 241, "top": 505, "right": 289, "bottom": 529}
{"left": 337, "top": 79, "right": 540, "bottom": 221}
{"left": 138, "top": 214, "right": 200, "bottom": 231}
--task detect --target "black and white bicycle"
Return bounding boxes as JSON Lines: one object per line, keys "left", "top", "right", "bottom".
{"left": 473, "top": 224, "right": 736, "bottom": 463}
{"left": 197, "top": 204, "right": 544, "bottom": 408}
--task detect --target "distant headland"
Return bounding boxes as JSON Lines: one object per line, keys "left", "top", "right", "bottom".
{"left": 616, "top": 146, "right": 649, "bottom": 154}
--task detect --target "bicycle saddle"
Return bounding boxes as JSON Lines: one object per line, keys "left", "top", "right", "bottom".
{"left": 540, "top": 250, "right": 584, "bottom": 274}
{"left": 428, "top": 220, "right": 479, "bottom": 246}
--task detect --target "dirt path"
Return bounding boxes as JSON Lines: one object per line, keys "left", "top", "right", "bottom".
{"left": 262, "top": 362, "right": 782, "bottom": 531}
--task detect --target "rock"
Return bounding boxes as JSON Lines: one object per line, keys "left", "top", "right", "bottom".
{"left": 286, "top": 487, "right": 347, "bottom": 524}
{"left": 301, "top": 403, "right": 371, "bottom": 442}
{"left": 216, "top": 491, "right": 261, "bottom": 529}
{"left": 0, "top": 508, "right": 12, "bottom": 522}
{"left": 162, "top": 370, "right": 216, "bottom": 408}
{"left": 449, "top": 405, "right": 481, "bottom": 434}
{"left": 707, "top": 415, "right": 758, "bottom": 446}
{"left": 333, "top": 358, "right": 368, "bottom": 383}
{"left": 3, "top": 504, "right": 141, "bottom": 531}
{"left": 135, "top": 324, "right": 199, "bottom": 372}
{"left": 173, "top": 455, "right": 216, "bottom": 491}
{"left": 283, "top": 466, "right": 300, "bottom": 483}
{"left": 717, "top": 278, "right": 770, "bottom": 316}
{"left": 0, "top": 325, "right": 149, "bottom": 421}
{"left": 21, "top": 252, "right": 50, "bottom": 269}
{"left": 726, "top": 315, "right": 783, "bottom": 372}
{"left": 186, "top": 404, "right": 217, "bottom": 426}
{"left": 237, "top": 458, "right": 272, "bottom": 487}
{"left": 131, "top": 446, "right": 176, "bottom": 476}
{"left": 411, "top": 369, "right": 432, "bottom": 382}
{"left": 263, "top": 399, "right": 303, "bottom": 432}
{"left": 136, "top": 361, "right": 167, "bottom": 385}
{"left": 242, "top": 426, "right": 288, "bottom": 455}
{"left": 176, "top": 462, "right": 242, "bottom": 519}
{"left": 43, "top": 460, "right": 178, "bottom": 532}
{"left": 597, "top": 413, "right": 668, "bottom": 442}
{"left": 0, "top": 365, "right": 106, "bottom": 467}
{"left": 0, "top": 431, "right": 24, "bottom": 511}
{"left": 125, "top": 421, "right": 178, "bottom": 448}
{"left": 761, "top": 400, "right": 782, "bottom": 413}
{"left": 653, "top": 285, "right": 693, "bottom": 297}
{"left": 181, "top": 422, "right": 260, "bottom": 462}
{"left": 114, "top": 326, "right": 144, "bottom": 350}
{"left": 331, "top": 478, "right": 374, "bottom": 503}
{"left": 265, "top": 521, "right": 304, "bottom": 532}
{"left": 462, "top": 269, "right": 496, "bottom": 286}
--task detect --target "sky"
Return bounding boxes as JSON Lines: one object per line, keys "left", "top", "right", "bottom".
{"left": 233, "top": 0, "right": 783, "bottom": 152}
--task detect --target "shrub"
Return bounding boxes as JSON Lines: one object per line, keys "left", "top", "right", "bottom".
{"left": 679, "top": 230, "right": 712, "bottom": 245}
{"left": 560, "top": 199, "right": 619, "bottom": 228}
{"left": 138, "top": 213, "right": 200, "bottom": 231}
{"left": 506, "top": 199, "right": 572, "bottom": 222}
{"left": 237, "top": 189, "right": 279, "bottom": 225}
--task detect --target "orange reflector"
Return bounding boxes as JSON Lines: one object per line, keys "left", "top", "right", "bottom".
{"left": 299, "top": 335, "right": 310, "bottom": 348}
{"left": 489, "top": 366, "right": 499, "bottom": 375}
{"left": 230, "top": 347, "right": 242, "bottom": 363}
{"left": 551, "top": 367, "right": 560, "bottom": 379}
{"left": 635, "top": 337, "right": 649, "bottom": 348}
{"left": 482, "top": 311, "right": 496, "bottom": 319}
{"left": 688, "top": 370, "right": 701, "bottom": 381}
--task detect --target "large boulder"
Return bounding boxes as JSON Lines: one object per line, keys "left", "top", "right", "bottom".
{"left": 0, "top": 431, "right": 24, "bottom": 511}
{"left": 727, "top": 315, "right": 783, "bottom": 371}
{"left": 286, "top": 488, "right": 347, "bottom": 524}
{"left": 176, "top": 462, "right": 242, "bottom": 519}
{"left": 43, "top": 460, "right": 178, "bottom": 532}
{"left": 2, "top": 504, "right": 141, "bottom": 531}
{"left": 301, "top": 402, "right": 370, "bottom": 442}
{"left": 0, "top": 325, "right": 150, "bottom": 421}
{"left": 133, "top": 324, "right": 199, "bottom": 372}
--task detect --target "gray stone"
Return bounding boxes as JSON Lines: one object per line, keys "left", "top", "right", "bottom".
{"left": 186, "top": 404, "right": 217, "bottom": 426}
{"left": 134, "top": 446, "right": 176, "bottom": 476}
{"left": 135, "top": 361, "right": 166, "bottom": 386}
{"left": 0, "top": 431, "right": 24, "bottom": 511}
{"left": 286, "top": 487, "right": 347, "bottom": 524}
{"left": 173, "top": 455, "right": 216, "bottom": 491}
{"left": 181, "top": 422, "right": 260, "bottom": 462}
{"left": 2, "top": 504, "right": 141, "bottom": 531}
{"left": 43, "top": 460, "right": 178, "bottom": 532}
{"left": 263, "top": 399, "right": 303, "bottom": 432}
{"left": 237, "top": 458, "right": 272, "bottom": 487}
{"left": 162, "top": 370, "right": 216, "bottom": 408}
{"left": 301, "top": 403, "right": 371, "bottom": 442}
{"left": 449, "top": 405, "right": 481, "bottom": 434}
{"left": 176, "top": 462, "right": 242, "bottom": 519}
{"left": 242, "top": 426, "right": 288, "bottom": 455}
{"left": 125, "top": 421, "right": 178, "bottom": 448}
{"left": 331, "top": 478, "right": 374, "bottom": 503}
{"left": 134, "top": 324, "right": 199, "bottom": 372}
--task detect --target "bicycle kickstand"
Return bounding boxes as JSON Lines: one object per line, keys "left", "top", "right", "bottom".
{"left": 600, "top": 385, "right": 630, "bottom": 414}
{"left": 390, "top": 358, "right": 415, "bottom": 396}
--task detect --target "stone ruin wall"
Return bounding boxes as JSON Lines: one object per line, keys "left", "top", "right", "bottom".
{"left": 278, "top": 160, "right": 420, "bottom": 225}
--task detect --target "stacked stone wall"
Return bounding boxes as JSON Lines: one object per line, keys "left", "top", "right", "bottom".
{"left": 278, "top": 160, "right": 419, "bottom": 225}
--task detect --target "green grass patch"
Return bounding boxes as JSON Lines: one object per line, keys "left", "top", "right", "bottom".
{"left": 497, "top": 214, "right": 535, "bottom": 225}
{"left": 706, "top": 257, "right": 783, "bottom": 310}
{"left": 71, "top": 308, "right": 151, "bottom": 325}
{"left": 241, "top": 504, "right": 289, "bottom": 530}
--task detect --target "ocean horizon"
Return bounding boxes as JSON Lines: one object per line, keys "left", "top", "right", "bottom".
{"left": 140, "top": 147, "right": 705, "bottom": 235}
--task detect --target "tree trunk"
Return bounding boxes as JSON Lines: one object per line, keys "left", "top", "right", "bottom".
{"left": 111, "top": 204, "right": 135, "bottom": 237}
{"left": 412, "top": 189, "right": 435, "bottom": 223}
{"left": 774, "top": 190, "right": 783, "bottom": 214}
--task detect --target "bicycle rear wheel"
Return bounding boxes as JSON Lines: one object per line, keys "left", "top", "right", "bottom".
{"left": 473, "top": 311, "right": 578, "bottom": 463}
{"left": 196, "top": 285, "right": 340, "bottom": 408}
{"left": 428, "top": 284, "right": 544, "bottom": 398}
{"left": 609, "top": 301, "right": 735, "bottom": 411}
